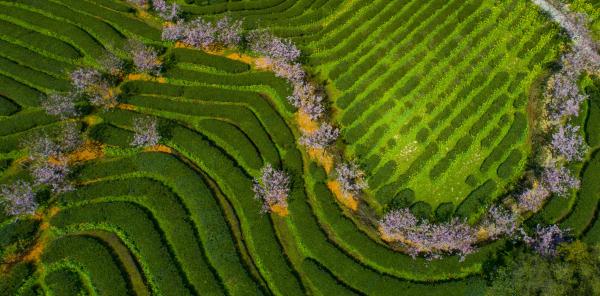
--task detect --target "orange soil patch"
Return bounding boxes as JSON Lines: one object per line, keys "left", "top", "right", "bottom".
{"left": 271, "top": 204, "right": 289, "bottom": 217}
{"left": 83, "top": 115, "right": 103, "bottom": 126}
{"left": 296, "top": 111, "right": 318, "bottom": 133}
{"left": 308, "top": 148, "right": 334, "bottom": 174}
{"left": 175, "top": 41, "right": 193, "bottom": 48}
{"left": 118, "top": 103, "right": 137, "bottom": 111}
{"left": 22, "top": 240, "right": 46, "bottom": 264}
{"left": 327, "top": 180, "right": 358, "bottom": 211}
{"left": 476, "top": 228, "right": 490, "bottom": 241}
{"left": 70, "top": 141, "right": 104, "bottom": 162}
{"left": 157, "top": 77, "right": 167, "bottom": 83}
{"left": 127, "top": 73, "right": 149, "bottom": 81}
{"left": 144, "top": 144, "right": 172, "bottom": 154}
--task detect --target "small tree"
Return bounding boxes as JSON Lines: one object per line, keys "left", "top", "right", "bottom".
{"left": 152, "top": 0, "right": 179, "bottom": 21}
{"left": 482, "top": 206, "right": 518, "bottom": 239}
{"left": 335, "top": 161, "right": 368, "bottom": 196}
{"left": 98, "top": 51, "right": 124, "bottom": 77}
{"left": 70, "top": 68, "right": 102, "bottom": 93}
{"left": 551, "top": 124, "right": 587, "bottom": 161}
{"left": 41, "top": 92, "right": 79, "bottom": 119}
{"left": 252, "top": 164, "right": 290, "bottom": 213}
{"left": 183, "top": 18, "right": 217, "bottom": 49}
{"left": 215, "top": 16, "right": 243, "bottom": 47}
{"left": 522, "top": 224, "right": 568, "bottom": 257}
{"left": 162, "top": 20, "right": 186, "bottom": 42}
{"left": 0, "top": 181, "right": 37, "bottom": 217}
{"left": 126, "top": 40, "right": 162, "bottom": 75}
{"left": 131, "top": 117, "right": 160, "bottom": 147}
{"left": 299, "top": 123, "right": 339, "bottom": 149}
{"left": 31, "top": 160, "right": 73, "bottom": 193}
{"left": 247, "top": 30, "right": 300, "bottom": 62}
{"left": 517, "top": 185, "right": 550, "bottom": 212}
{"left": 541, "top": 165, "right": 580, "bottom": 196}
{"left": 22, "top": 134, "right": 61, "bottom": 161}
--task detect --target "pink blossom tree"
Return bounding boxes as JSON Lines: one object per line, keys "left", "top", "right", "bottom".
{"left": 521, "top": 224, "right": 568, "bottom": 257}
{"left": 299, "top": 123, "right": 339, "bottom": 149}
{"left": 247, "top": 30, "right": 300, "bottom": 62}
{"left": 215, "top": 16, "right": 243, "bottom": 48}
{"left": 152, "top": 0, "right": 179, "bottom": 21}
{"left": 30, "top": 160, "right": 73, "bottom": 193}
{"left": 131, "top": 117, "right": 160, "bottom": 147}
{"left": 252, "top": 163, "right": 290, "bottom": 213}
{"left": 126, "top": 40, "right": 162, "bottom": 75}
{"left": 335, "top": 161, "right": 368, "bottom": 196}
{"left": 541, "top": 165, "right": 580, "bottom": 196}
{"left": 0, "top": 181, "right": 37, "bottom": 216}
{"left": 41, "top": 92, "right": 79, "bottom": 119}
{"left": 551, "top": 124, "right": 587, "bottom": 161}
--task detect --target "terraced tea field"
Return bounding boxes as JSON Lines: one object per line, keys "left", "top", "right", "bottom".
{"left": 1, "top": 0, "right": 599, "bottom": 295}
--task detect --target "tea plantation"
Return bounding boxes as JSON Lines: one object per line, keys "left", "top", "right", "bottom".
{"left": 0, "top": 0, "right": 599, "bottom": 295}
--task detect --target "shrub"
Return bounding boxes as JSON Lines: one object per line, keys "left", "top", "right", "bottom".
{"left": 335, "top": 161, "right": 367, "bottom": 196}
{"left": 252, "top": 163, "right": 290, "bottom": 213}
{"left": 299, "top": 123, "right": 339, "bottom": 149}
{"left": 131, "top": 116, "right": 160, "bottom": 147}
{"left": 0, "top": 181, "right": 37, "bottom": 216}
{"left": 41, "top": 92, "right": 79, "bottom": 119}
{"left": 551, "top": 124, "right": 587, "bottom": 161}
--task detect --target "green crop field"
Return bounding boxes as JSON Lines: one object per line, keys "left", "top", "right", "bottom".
{"left": 0, "top": 0, "right": 599, "bottom": 295}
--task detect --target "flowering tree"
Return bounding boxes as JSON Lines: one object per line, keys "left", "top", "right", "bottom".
{"left": 335, "top": 161, "right": 368, "bottom": 196}
{"left": 215, "top": 16, "right": 243, "bottom": 48}
{"left": 517, "top": 185, "right": 551, "bottom": 212}
{"left": 41, "top": 92, "right": 79, "bottom": 119}
{"left": 273, "top": 60, "right": 305, "bottom": 84}
{"left": 252, "top": 163, "right": 290, "bottom": 213}
{"left": 131, "top": 117, "right": 160, "bottom": 147}
{"left": 247, "top": 30, "right": 300, "bottom": 62}
{"left": 546, "top": 73, "right": 587, "bottom": 120}
{"left": 22, "top": 134, "right": 61, "bottom": 161}
{"left": 482, "top": 206, "right": 518, "bottom": 239}
{"left": 70, "top": 68, "right": 102, "bottom": 93}
{"left": 0, "top": 181, "right": 37, "bottom": 216}
{"left": 127, "top": 0, "right": 148, "bottom": 6}
{"left": 58, "top": 123, "right": 83, "bottom": 154}
{"left": 98, "top": 51, "right": 124, "bottom": 77}
{"left": 31, "top": 160, "right": 73, "bottom": 193}
{"left": 182, "top": 18, "right": 217, "bottom": 49}
{"left": 379, "top": 208, "right": 478, "bottom": 260}
{"left": 152, "top": 0, "right": 179, "bottom": 21}
{"left": 522, "top": 224, "right": 568, "bottom": 257}
{"left": 299, "top": 123, "right": 339, "bottom": 149}
{"left": 162, "top": 20, "right": 186, "bottom": 42}
{"left": 551, "top": 124, "right": 587, "bottom": 161}
{"left": 126, "top": 40, "right": 162, "bottom": 75}
{"left": 541, "top": 165, "right": 580, "bottom": 196}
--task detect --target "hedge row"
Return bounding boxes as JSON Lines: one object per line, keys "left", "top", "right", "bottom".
{"left": 0, "top": 56, "right": 70, "bottom": 91}
{"left": 42, "top": 235, "right": 131, "bottom": 296}
{"left": 74, "top": 153, "right": 263, "bottom": 295}
{"left": 0, "top": 19, "right": 80, "bottom": 60}
{"left": 0, "top": 96, "right": 19, "bottom": 116}
{"left": 15, "top": 0, "right": 128, "bottom": 52}
{"left": 122, "top": 81, "right": 294, "bottom": 149}
{"left": 0, "top": 39, "right": 75, "bottom": 78}
{"left": 168, "top": 126, "right": 305, "bottom": 295}
{"left": 43, "top": 267, "right": 87, "bottom": 296}
{"left": 52, "top": 202, "right": 195, "bottom": 295}
{"left": 109, "top": 99, "right": 278, "bottom": 168}
{"left": 60, "top": 179, "right": 231, "bottom": 294}
{"left": 479, "top": 112, "right": 527, "bottom": 173}
{"left": 169, "top": 48, "right": 250, "bottom": 73}
{"left": 0, "top": 3, "right": 105, "bottom": 58}
{"left": 0, "top": 74, "right": 41, "bottom": 107}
